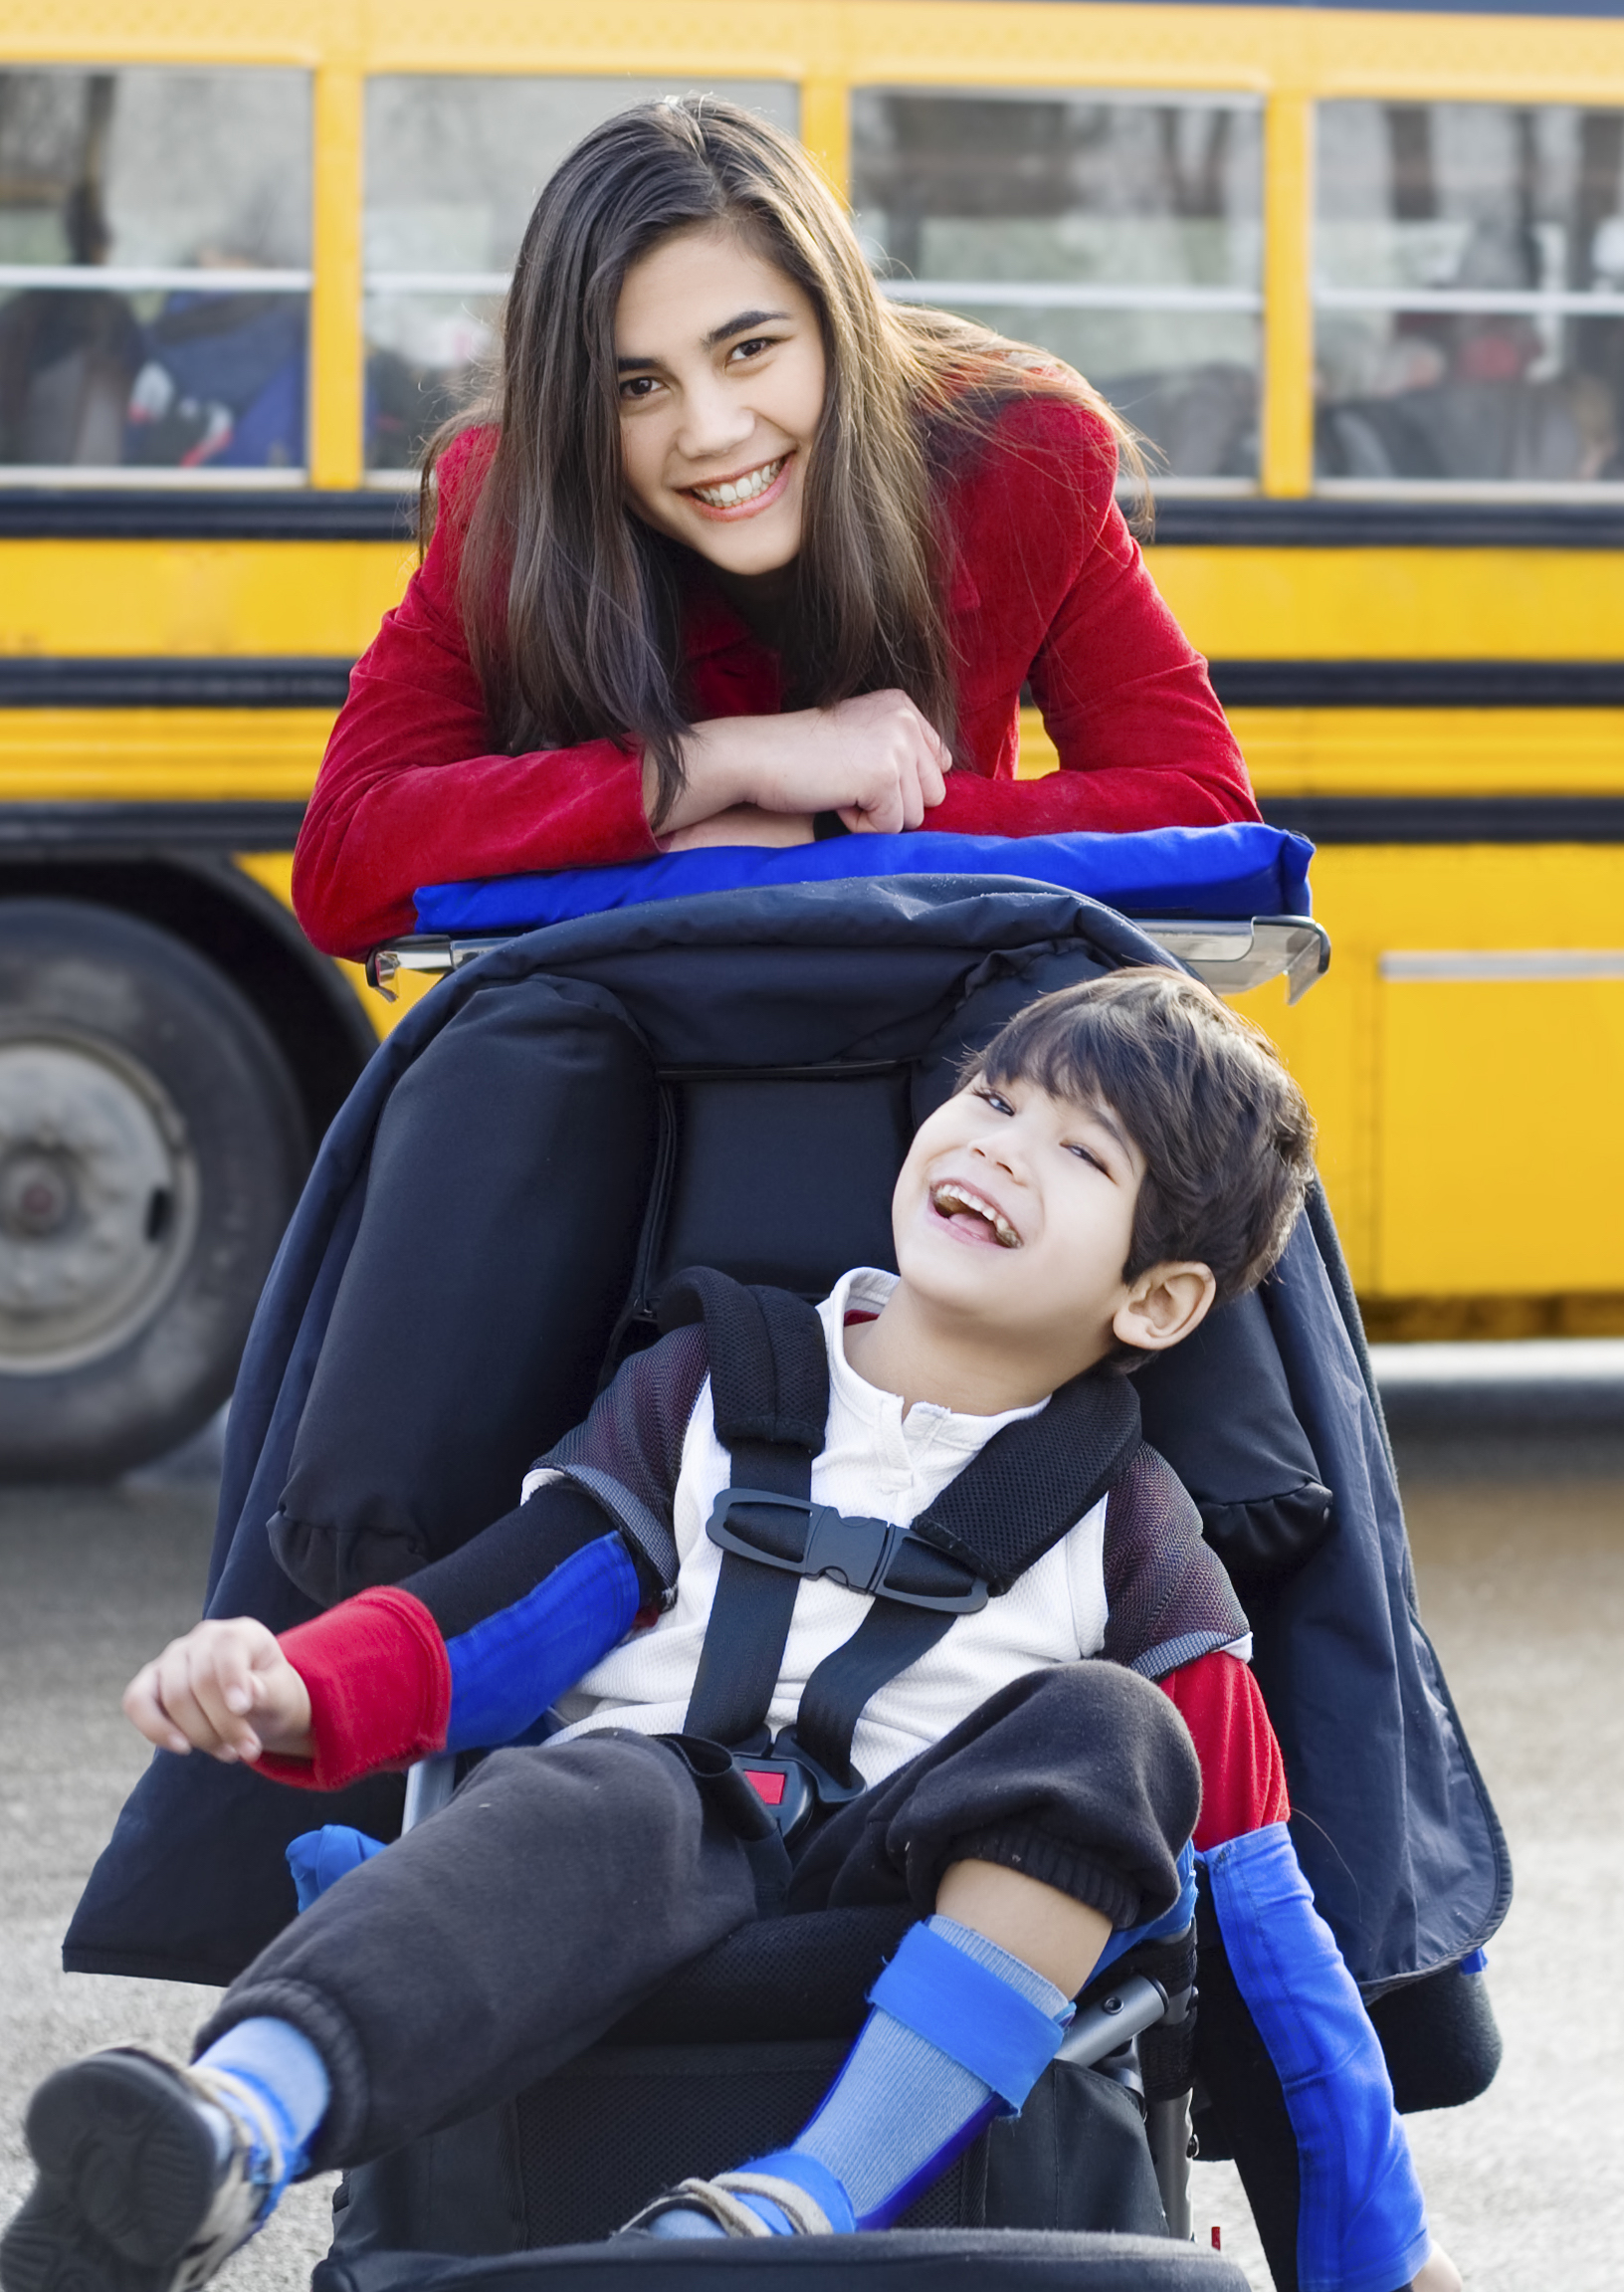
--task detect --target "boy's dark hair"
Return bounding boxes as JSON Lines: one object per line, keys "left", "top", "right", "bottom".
{"left": 962, "top": 967, "right": 1317, "bottom": 1311}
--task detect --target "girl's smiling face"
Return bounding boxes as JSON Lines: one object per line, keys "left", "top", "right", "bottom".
{"left": 614, "top": 223, "right": 827, "bottom": 577}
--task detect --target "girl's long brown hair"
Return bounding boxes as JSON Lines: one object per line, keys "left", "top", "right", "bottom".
{"left": 422, "top": 96, "right": 1145, "bottom": 828}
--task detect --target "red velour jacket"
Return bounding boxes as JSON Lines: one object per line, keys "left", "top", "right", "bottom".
{"left": 293, "top": 396, "right": 1259, "bottom": 959}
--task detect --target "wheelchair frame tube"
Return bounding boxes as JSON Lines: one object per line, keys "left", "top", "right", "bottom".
{"left": 1147, "top": 2091, "right": 1194, "bottom": 2241}
{"left": 402, "top": 1755, "right": 458, "bottom": 1831}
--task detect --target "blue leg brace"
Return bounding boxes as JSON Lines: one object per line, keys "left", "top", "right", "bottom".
{"left": 1204, "top": 1824, "right": 1430, "bottom": 2292}
{"left": 649, "top": 1916, "right": 1074, "bottom": 2239}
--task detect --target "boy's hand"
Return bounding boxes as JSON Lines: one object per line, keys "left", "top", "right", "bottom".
{"left": 123, "top": 1619, "right": 313, "bottom": 1765}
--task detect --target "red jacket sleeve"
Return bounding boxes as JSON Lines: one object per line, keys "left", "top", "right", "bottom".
{"left": 925, "top": 398, "right": 1258, "bottom": 839}
{"left": 292, "top": 431, "right": 659, "bottom": 958}
{"left": 254, "top": 1585, "right": 452, "bottom": 1792}
{"left": 1159, "top": 1649, "right": 1290, "bottom": 1851}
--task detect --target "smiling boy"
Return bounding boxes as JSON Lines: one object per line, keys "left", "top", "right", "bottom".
{"left": 4, "top": 970, "right": 1455, "bottom": 2292}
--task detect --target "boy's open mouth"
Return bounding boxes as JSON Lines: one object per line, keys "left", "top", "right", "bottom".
{"left": 929, "top": 1180, "right": 1022, "bottom": 1248}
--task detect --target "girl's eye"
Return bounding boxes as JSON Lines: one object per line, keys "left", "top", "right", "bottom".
{"left": 974, "top": 1089, "right": 1014, "bottom": 1118}
{"left": 728, "top": 335, "right": 774, "bottom": 363}
{"left": 618, "top": 374, "right": 661, "bottom": 401}
{"left": 1066, "top": 1143, "right": 1107, "bottom": 1174}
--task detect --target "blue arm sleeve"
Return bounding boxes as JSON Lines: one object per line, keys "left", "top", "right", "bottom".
{"left": 442, "top": 1530, "right": 642, "bottom": 1755}
{"left": 1203, "top": 1824, "right": 1431, "bottom": 2292}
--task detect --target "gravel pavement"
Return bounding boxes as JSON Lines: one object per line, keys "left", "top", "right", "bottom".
{"left": 0, "top": 1478, "right": 338, "bottom": 2292}
{"left": 2, "top": 1412, "right": 1621, "bottom": 2292}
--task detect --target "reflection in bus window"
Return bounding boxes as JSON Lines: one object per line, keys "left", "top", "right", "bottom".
{"left": 362, "top": 78, "right": 799, "bottom": 475}
{"left": 0, "top": 68, "right": 309, "bottom": 476}
{"left": 850, "top": 91, "right": 1263, "bottom": 487}
{"left": 1317, "top": 101, "right": 1624, "bottom": 487}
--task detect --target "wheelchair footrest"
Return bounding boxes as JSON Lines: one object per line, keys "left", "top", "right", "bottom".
{"left": 315, "top": 2228, "right": 1252, "bottom": 2292}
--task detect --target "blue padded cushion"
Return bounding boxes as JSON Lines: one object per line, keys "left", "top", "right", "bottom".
{"left": 415, "top": 824, "right": 1313, "bottom": 936}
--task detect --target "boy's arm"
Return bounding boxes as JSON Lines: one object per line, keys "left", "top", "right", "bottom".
{"left": 256, "top": 1501, "right": 648, "bottom": 1789}
{"left": 131, "top": 1327, "right": 710, "bottom": 1792}
{"left": 1162, "top": 1649, "right": 1437, "bottom": 2292}
{"left": 1158, "top": 1646, "right": 1289, "bottom": 1848}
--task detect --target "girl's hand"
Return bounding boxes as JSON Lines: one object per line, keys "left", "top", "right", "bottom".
{"left": 123, "top": 1618, "right": 313, "bottom": 1765}
{"left": 661, "top": 804, "right": 817, "bottom": 853}
{"left": 742, "top": 692, "right": 950, "bottom": 832}
{"left": 652, "top": 692, "right": 949, "bottom": 837}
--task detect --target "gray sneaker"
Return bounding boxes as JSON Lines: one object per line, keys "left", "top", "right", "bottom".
{"left": 1, "top": 2049, "right": 290, "bottom": 2292}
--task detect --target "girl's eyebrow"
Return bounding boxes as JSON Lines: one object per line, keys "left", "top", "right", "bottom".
{"left": 703, "top": 308, "right": 792, "bottom": 349}
{"left": 618, "top": 309, "right": 791, "bottom": 370}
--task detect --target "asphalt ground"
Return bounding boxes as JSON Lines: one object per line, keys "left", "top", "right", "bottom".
{"left": 2, "top": 1386, "right": 1621, "bottom": 2292}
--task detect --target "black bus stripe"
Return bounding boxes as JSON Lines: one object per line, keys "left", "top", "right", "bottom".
{"left": 0, "top": 659, "right": 356, "bottom": 707}
{"left": 5, "top": 656, "right": 1624, "bottom": 711}
{"left": 12, "top": 488, "right": 1624, "bottom": 550}
{"left": 0, "top": 491, "right": 413, "bottom": 543}
{"left": 1149, "top": 499, "right": 1624, "bottom": 550}
{"left": 1262, "top": 797, "right": 1624, "bottom": 842}
{"left": 1, "top": 796, "right": 1620, "bottom": 852}
{"left": 1212, "top": 662, "right": 1624, "bottom": 706}
{"left": 0, "top": 801, "right": 310, "bottom": 850}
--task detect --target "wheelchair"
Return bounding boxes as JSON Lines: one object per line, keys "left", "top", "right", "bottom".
{"left": 65, "top": 837, "right": 1508, "bottom": 2292}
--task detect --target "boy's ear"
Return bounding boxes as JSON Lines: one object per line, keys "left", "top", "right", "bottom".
{"left": 1112, "top": 1261, "right": 1217, "bottom": 1355}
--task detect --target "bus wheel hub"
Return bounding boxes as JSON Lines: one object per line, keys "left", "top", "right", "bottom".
{"left": 0, "top": 1041, "right": 199, "bottom": 1374}
{"left": 1, "top": 1153, "right": 73, "bottom": 1238}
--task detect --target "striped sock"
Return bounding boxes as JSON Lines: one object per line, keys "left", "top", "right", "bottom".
{"left": 192, "top": 2016, "right": 330, "bottom": 2187}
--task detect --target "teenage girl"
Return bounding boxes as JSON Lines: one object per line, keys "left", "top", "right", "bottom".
{"left": 293, "top": 97, "right": 1258, "bottom": 959}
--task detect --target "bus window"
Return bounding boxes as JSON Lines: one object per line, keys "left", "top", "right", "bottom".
{"left": 361, "top": 77, "right": 799, "bottom": 477}
{"left": 0, "top": 68, "right": 310, "bottom": 479}
{"left": 849, "top": 90, "right": 1263, "bottom": 488}
{"left": 1316, "top": 101, "right": 1624, "bottom": 488}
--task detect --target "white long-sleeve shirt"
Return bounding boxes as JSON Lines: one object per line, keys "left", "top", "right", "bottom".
{"left": 541, "top": 1267, "right": 1117, "bottom": 1783}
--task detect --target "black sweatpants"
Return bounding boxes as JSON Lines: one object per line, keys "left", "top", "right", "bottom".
{"left": 197, "top": 1662, "right": 1200, "bottom": 2175}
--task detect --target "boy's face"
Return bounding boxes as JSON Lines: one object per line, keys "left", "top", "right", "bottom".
{"left": 891, "top": 1072, "right": 1149, "bottom": 1372}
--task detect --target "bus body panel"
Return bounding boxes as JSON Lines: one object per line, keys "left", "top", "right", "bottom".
{"left": 0, "top": 0, "right": 1619, "bottom": 1450}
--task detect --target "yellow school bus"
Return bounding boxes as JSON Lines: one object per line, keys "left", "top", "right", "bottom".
{"left": 2, "top": 1, "right": 1622, "bottom": 1473}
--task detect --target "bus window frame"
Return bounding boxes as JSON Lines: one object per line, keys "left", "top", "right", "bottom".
{"left": 0, "top": 58, "right": 316, "bottom": 487}
{"left": 8, "top": 2, "right": 1624, "bottom": 502}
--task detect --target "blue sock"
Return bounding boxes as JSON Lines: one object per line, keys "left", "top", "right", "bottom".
{"left": 192, "top": 2016, "right": 330, "bottom": 2186}
{"left": 649, "top": 1916, "right": 1073, "bottom": 2238}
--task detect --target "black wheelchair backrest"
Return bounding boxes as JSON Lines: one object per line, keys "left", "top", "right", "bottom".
{"left": 62, "top": 879, "right": 1509, "bottom": 2012}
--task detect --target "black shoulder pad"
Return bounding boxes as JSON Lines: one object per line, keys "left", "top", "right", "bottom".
{"left": 655, "top": 1266, "right": 828, "bottom": 1455}
{"left": 914, "top": 1368, "right": 1141, "bottom": 1594}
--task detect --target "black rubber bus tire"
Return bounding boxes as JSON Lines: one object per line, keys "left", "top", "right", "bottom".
{"left": 312, "top": 2233, "right": 1252, "bottom": 2292}
{"left": 0, "top": 898, "right": 308, "bottom": 1480}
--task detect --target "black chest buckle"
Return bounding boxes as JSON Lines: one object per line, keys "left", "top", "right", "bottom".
{"left": 708, "top": 1488, "right": 988, "bottom": 1613}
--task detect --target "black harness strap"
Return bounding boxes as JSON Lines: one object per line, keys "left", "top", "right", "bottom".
{"left": 664, "top": 1272, "right": 827, "bottom": 1749}
{"left": 913, "top": 1369, "right": 1142, "bottom": 1593}
{"left": 792, "top": 1600, "right": 956, "bottom": 1786}
{"left": 660, "top": 1268, "right": 1143, "bottom": 1795}
{"left": 792, "top": 1372, "right": 1142, "bottom": 1785}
